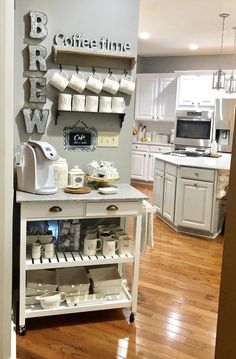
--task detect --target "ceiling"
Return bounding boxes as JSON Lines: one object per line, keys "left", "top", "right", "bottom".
{"left": 138, "top": 0, "right": 236, "bottom": 57}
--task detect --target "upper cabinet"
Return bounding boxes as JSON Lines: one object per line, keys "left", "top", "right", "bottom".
{"left": 135, "top": 74, "right": 177, "bottom": 121}
{"left": 177, "top": 75, "right": 215, "bottom": 109}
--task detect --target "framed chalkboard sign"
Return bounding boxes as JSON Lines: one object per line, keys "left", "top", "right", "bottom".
{"left": 64, "top": 125, "right": 97, "bottom": 151}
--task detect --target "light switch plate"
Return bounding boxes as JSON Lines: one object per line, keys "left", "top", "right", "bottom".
{"left": 97, "top": 131, "right": 119, "bottom": 147}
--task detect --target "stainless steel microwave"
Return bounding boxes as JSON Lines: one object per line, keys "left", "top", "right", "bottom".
{"left": 174, "top": 110, "right": 213, "bottom": 149}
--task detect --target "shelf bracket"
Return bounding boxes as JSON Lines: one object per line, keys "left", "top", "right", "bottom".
{"left": 119, "top": 113, "right": 125, "bottom": 128}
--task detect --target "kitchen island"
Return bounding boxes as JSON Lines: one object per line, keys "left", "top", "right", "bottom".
{"left": 153, "top": 153, "right": 231, "bottom": 238}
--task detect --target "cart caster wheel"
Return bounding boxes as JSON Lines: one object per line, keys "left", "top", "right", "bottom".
{"left": 19, "top": 326, "right": 26, "bottom": 336}
{"left": 129, "top": 312, "right": 135, "bottom": 323}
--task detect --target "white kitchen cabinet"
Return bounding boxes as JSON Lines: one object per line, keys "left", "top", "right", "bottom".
{"left": 157, "top": 77, "right": 178, "bottom": 120}
{"left": 135, "top": 74, "right": 177, "bottom": 121}
{"left": 15, "top": 186, "right": 145, "bottom": 335}
{"left": 131, "top": 144, "right": 172, "bottom": 181}
{"left": 135, "top": 77, "right": 157, "bottom": 120}
{"left": 177, "top": 75, "right": 215, "bottom": 109}
{"left": 131, "top": 150, "right": 147, "bottom": 181}
{"left": 153, "top": 159, "right": 177, "bottom": 221}
{"left": 162, "top": 173, "right": 176, "bottom": 222}
{"left": 153, "top": 169, "right": 164, "bottom": 214}
{"left": 175, "top": 178, "right": 214, "bottom": 231}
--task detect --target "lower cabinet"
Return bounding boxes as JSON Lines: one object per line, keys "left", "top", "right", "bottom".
{"left": 153, "top": 158, "right": 221, "bottom": 237}
{"left": 153, "top": 162, "right": 176, "bottom": 222}
{"left": 131, "top": 151, "right": 147, "bottom": 180}
{"left": 175, "top": 178, "right": 214, "bottom": 231}
{"left": 162, "top": 173, "right": 176, "bottom": 222}
{"left": 131, "top": 144, "right": 172, "bottom": 181}
{"left": 153, "top": 169, "right": 164, "bottom": 214}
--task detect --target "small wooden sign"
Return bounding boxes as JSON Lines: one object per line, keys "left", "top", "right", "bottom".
{"left": 64, "top": 126, "right": 97, "bottom": 151}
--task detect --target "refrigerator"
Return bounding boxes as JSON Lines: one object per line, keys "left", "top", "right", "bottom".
{"left": 215, "top": 98, "right": 236, "bottom": 153}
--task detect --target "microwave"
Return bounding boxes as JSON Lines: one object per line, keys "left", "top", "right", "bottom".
{"left": 174, "top": 110, "right": 213, "bottom": 149}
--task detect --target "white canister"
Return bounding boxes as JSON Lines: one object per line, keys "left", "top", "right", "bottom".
{"left": 52, "top": 157, "right": 68, "bottom": 189}
{"left": 68, "top": 165, "right": 85, "bottom": 187}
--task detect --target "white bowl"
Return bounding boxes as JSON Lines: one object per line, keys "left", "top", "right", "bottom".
{"left": 36, "top": 291, "right": 65, "bottom": 309}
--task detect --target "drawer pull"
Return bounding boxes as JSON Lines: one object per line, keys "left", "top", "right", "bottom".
{"left": 106, "top": 205, "right": 118, "bottom": 211}
{"left": 49, "top": 206, "right": 62, "bottom": 213}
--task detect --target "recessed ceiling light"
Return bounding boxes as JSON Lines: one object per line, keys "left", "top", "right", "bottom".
{"left": 139, "top": 32, "right": 150, "bottom": 40}
{"left": 189, "top": 43, "right": 199, "bottom": 50}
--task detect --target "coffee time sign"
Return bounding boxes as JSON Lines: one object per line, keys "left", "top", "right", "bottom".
{"left": 54, "top": 33, "right": 131, "bottom": 52}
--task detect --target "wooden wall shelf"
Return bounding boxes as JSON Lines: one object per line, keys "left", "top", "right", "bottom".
{"left": 52, "top": 46, "right": 136, "bottom": 70}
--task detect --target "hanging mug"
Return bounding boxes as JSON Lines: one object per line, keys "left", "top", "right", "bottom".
{"left": 86, "top": 73, "right": 103, "bottom": 94}
{"left": 49, "top": 70, "right": 69, "bottom": 92}
{"left": 119, "top": 74, "right": 135, "bottom": 95}
{"left": 68, "top": 72, "right": 87, "bottom": 93}
{"left": 103, "top": 74, "right": 119, "bottom": 95}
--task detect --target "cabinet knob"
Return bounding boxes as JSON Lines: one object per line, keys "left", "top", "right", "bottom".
{"left": 195, "top": 172, "right": 199, "bottom": 176}
{"left": 194, "top": 183, "right": 198, "bottom": 187}
{"left": 106, "top": 205, "right": 118, "bottom": 211}
{"left": 49, "top": 206, "right": 62, "bottom": 213}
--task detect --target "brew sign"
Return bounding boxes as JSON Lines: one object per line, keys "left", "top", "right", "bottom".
{"left": 64, "top": 126, "right": 97, "bottom": 151}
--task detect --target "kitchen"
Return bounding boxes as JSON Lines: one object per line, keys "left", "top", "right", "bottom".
{"left": 1, "top": 1, "right": 236, "bottom": 359}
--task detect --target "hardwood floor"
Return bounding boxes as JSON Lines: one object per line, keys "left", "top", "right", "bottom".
{"left": 16, "top": 183, "right": 223, "bottom": 359}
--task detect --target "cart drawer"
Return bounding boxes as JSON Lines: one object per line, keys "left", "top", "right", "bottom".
{"left": 179, "top": 167, "right": 215, "bottom": 182}
{"left": 86, "top": 201, "right": 139, "bottom": 217}
{"left": 22, "top": 201, "right": 84, "bottom": 219}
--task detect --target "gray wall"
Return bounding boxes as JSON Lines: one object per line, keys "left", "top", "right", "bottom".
{"left": 137, "top": 54, "right": 234, "bottom": 73}
{"left": 14, "top": 0, "right": 140, "bottom": 182}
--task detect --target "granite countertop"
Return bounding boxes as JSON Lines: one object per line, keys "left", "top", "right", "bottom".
{"left": 154, "top": 153, "right": 231, "bottom": 171}
{"left": 16, "top": 183, "right": 147, "bottom": 203}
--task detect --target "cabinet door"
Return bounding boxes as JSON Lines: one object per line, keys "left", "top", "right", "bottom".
{"left": 175, "top": 178, "right": 213, "bottom": 231}
{"left": 135, "top": 77, "right": 157, "bottom": 120}
{"left": 147, "top": 154, "right": 156, "bottom": 181}
{"left": 197, "top": 75, "right": 215, "bottom": 107}
{"left": 177, "top": 76, "right": 197, "bottom": 107}
{"left": 157, "top": 77, "right": 177, "bottom": 120}
{"left": 131, "top": 151, "right": 147, "bottom": 180}
{"left": 153, "top": 169, "right": 164, "bottom": 214}
{"left": 162, "top": 173, "right": 176, "bottom": 222}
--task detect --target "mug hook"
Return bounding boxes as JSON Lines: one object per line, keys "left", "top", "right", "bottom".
{"left": 76, "top": 65, "right": 79, "bottom": 73}
{"left": 59, "top": 64, "right": 63, "bottom": 72}
{"left": 124, "top": 69, "right": 128, "bottom": 77}
{"left": 109, "top": 68, "right": 113, "bottom": 76}
{"left": 92, "top": 66, "right": 96, "bottom": 74}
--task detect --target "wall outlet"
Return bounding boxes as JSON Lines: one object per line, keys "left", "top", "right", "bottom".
{"left": 97, "top": 131, "right": 119, "bottom": 147}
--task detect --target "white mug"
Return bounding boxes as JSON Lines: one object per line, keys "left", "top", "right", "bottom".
{"left": 68, "top": 72, "right": 86, "bottom": 93}
{"left": 58, "top": 94, "right": 72, "bottom": 111}
{"left": 44, "top": 250, "right": 54, "bottom": 259}
{"left": 99, "top": 96, "right": 112, "bottom": 113}
{"left": 72, "top": 95, "right": 85, "bottom": 111}
{"left": 83, "top": 238, "right": 102, "bottom": 256}
{"left": 102, "top": 238, "right": 119, "bottom": 257}
{"left": 44, "top": 243, "right": 54, "bottom": 252}
{"left": 103, "top": 74, "right": 119, "bottom": 95}
{"left": 49, "top": 70, "right": 69, "bottom": 92}
{"left": 86, "top": 73, "right": 103, "bottom": 94}
{"left": 32, "top": 244, "right": 44, "bottom": 259}
{"left": 111, "top": 97, "right": 125, "bottom": 113}
{"left": 118, "top": 235, "right": 132, "bottom": 255}
{"left": 85, "top": 96, "right": 99, "bottom": 112}
{"left": 119, "top": 74, "right": 135, "bottom": 95}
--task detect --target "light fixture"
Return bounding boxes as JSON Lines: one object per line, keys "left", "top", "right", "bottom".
{"left": 139, "top": 32, "right": 150, "bottom": 40}
{"left": 226, "top": 27, "right": 236, "bottom": 93}
{"left": 189, "top": 43, "right": 199, "bottom": 50}
{"left": 212, "top": 13, "right": 230, "bottom": 90}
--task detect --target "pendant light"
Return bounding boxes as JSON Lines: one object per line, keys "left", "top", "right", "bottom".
{"left": 226, "top": 27, "right": 236, "bottom": 93}
{"left": 212, "top": 13, "right": 230, "bottom": 90}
